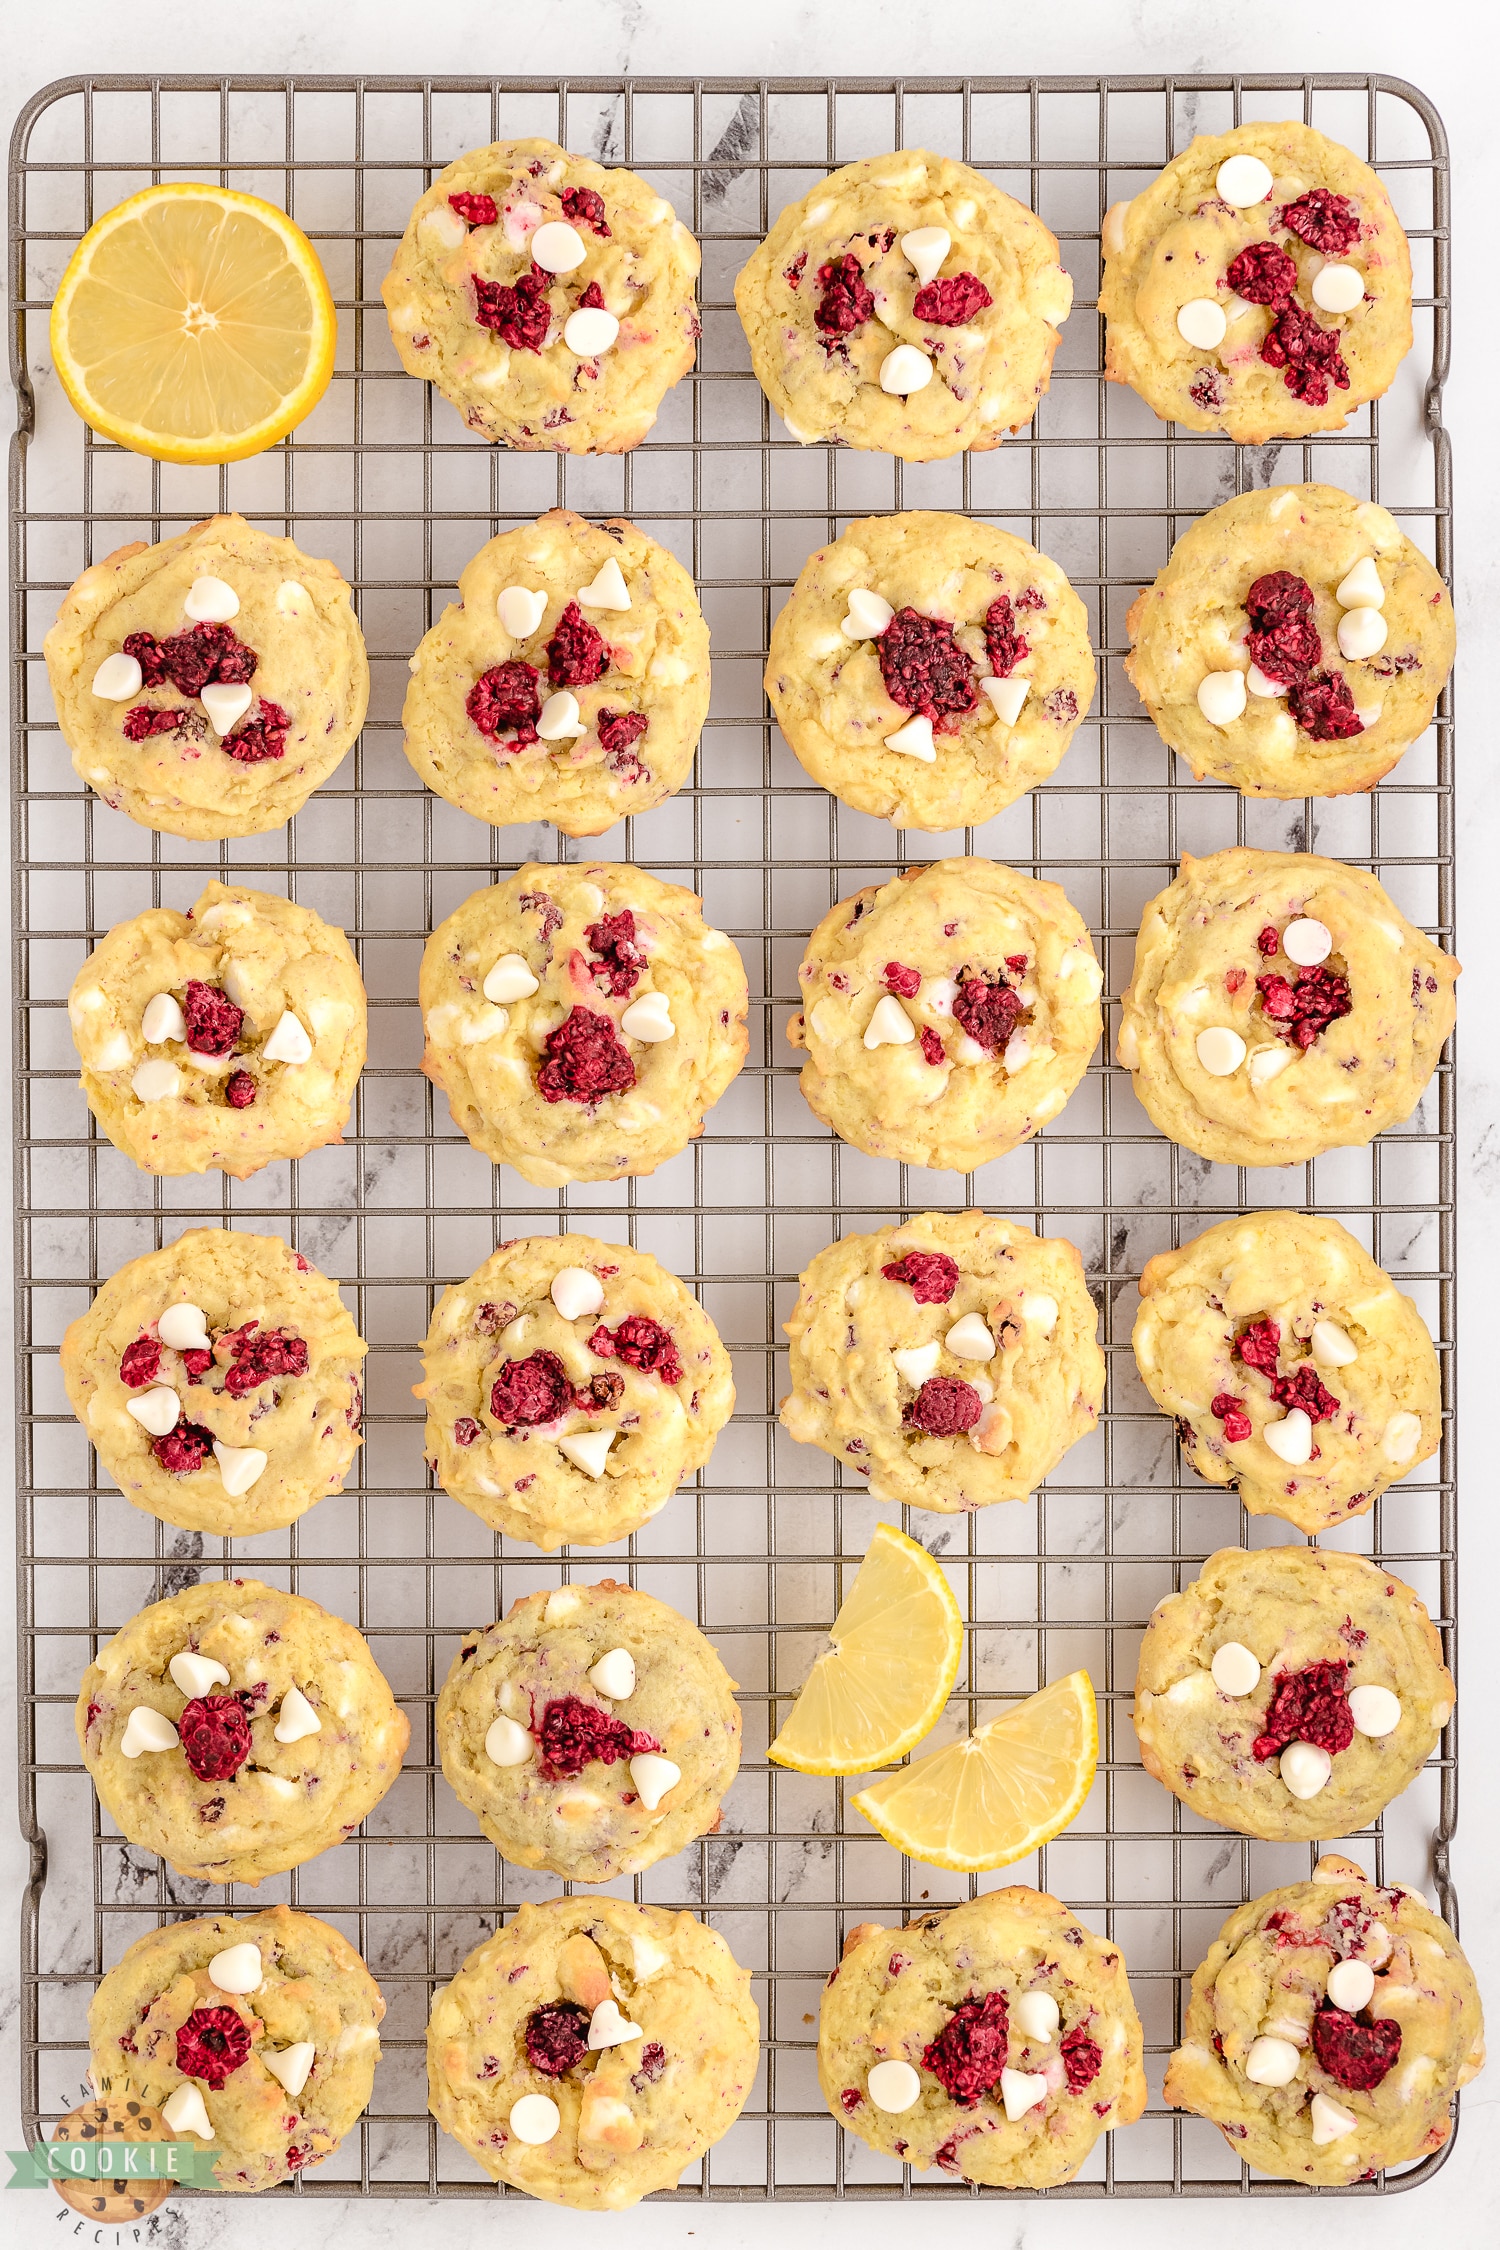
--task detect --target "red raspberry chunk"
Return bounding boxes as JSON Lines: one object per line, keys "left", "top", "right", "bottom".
{"left": 954, "top": 973, "right": 1022, "bottom": 1054}
{"left": 152, "top": 1418, "right": 215, "bottom": 1474}
{"left": 453, "top": 1417, "right": 481, "bottom": 1446}
{"left": 813, "top": 253, "right": 875, "bottom": 337}
{"left": 1252, "top": 1659, "right": 1355, "bottom": 1761}
{"left": 225, "top": 1070, "right": 257, "bottom": 1109}
{"left": 1260, "top": 303, "right": 1350, "bottom": 406}
{"left": 535, "top": 1694, "right": 661, "bottom": 1780}
{"left": 877, "top": 608, "right": 977, "bottom": 726}
{"left": 1210, "top": 1393, "right": 1253, "bottom": 1444}
{"left": 490, "top": 1350, "right": 574, "bottom": 1427}
{"left": 883, "top": 961, "right": 922, "bottom": 998}
{"left": 524, "top": 2002, "right": 591, "bottom": 2076}
{"left": 222, "top": 1322, "right": 309, "bottom": 1397}
{"left": 587, "top": 1315, "right": 683, "bottom": 1385}
{"left": 1257, "top": 925, "right": 1282, "bottom": 956}
{"left": 223, "top": 700, "right": 289, "bottom": 763}
{"left": 982, "top": 594, "right": 1029, "bottom": 679}
{"left": 1270, "top": 1362, "right": 1340, "bottom": 1422}
{"left": 178, "top": 1693, "right": 254, "bottom": 1782}
{"left": 122, "top": 705, "right": 191, "bottom": 742}
{"left": 1281, "top": 188, "right": 1361, "bottom": 257}
{"left": 881, "top": 1251, "right": 959, "bottom": 1304}
{"left": 536, "top": 1007, "right": 635, "bottom": 1103}
{"left": 1310, "top": 2000, "right": 1401, "bottom": 2091}
{"left": 913, "top": 271, "right": 993, "bottom": 324}
{"left": 547, "top": 600, "right": 607, "bottom": 689}
{"left": 922, "top": 1991, "right": 1009, "bottom": 2104}
{"left": 1286, "top": 670, "right": 1365, "bottom": 741}
{"left": 584, "top": 909, "right": 645, "bottom": 996}
{"left": 920, "top": 1026, "right": 946, "bottom": 1066}
{"left": 596, "top": 707, "right": 648, "bottom": 760}
{"left": 125, "top": 622, "right": 258, "bottom": 696}
{"left": 1060, "top": 2024, "right": 1102, "bottom": 2093}
{"left": 560, "top": 185, "right": 610, "bottom": 236}
{"left": 120, "top": 1335, "right": 162, "bottom": 1387}
{"left": 1244, "top": 569, "right": 1321, "bottom": 683}
{"left": 905, "top": 1376, "right": 983, "bottom": 1436}
{"left": 1235, "top": 1317, "right": 1282, "bottom": 1377}
{"left": 1255, "top": 963, "right": 1353, "bottom": 1048}
{"left": 474, "top": 267, "right": 552, "bottom": 352}
{"left": 448, "top": 191, "right": 498, "bottom": 227}
{"left": 1225, "top": 241, "right": 1298, "bottom": 309}
{"left": 467, "top": 660, "right": 541, "bottom": 744}
{"left": 176, "top": 2005, "right": 252, "bottom": 2088}
{"left": 182, "top": 980, "right": 243, "bottom": 1057}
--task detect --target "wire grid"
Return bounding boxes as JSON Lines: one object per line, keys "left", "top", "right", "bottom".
{"left": 9, "top": 73, "right": 1455, "bottom": 2201}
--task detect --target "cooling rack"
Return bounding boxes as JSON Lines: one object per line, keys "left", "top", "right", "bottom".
{"left": 9, "top": 72, "right": 1455, "bottom": 2200}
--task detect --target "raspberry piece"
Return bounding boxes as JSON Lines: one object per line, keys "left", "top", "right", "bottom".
{"left": 1310, "top": 2001, "right": 1401, "bottom": 2091}
{"left": 1252, "top": 1659, "right": 1355, "bottom": 1761}
{"left": 524, "top": 2002, "right": 591, "bottom": 2076}
{"left": 122, "top": 704, "right": 190, "bottom": 741}
{"left": 883, "top": 961, "right": 922, "bottom": 998}
{"left": 922, "top": 1992, "right": 1009, "bottom": 2105}
{"left": 905, "top": 1377, "right": 983, "bottom": 1436}
{"left": 120, "top": 1336, "right": 162, "bottom": 1387}
{"left": 1226, "top": 241, "right": 1298, "bottom": 309}
{"left": 222, "top": 1323, "right": 309, "bottom": 1397}
{"left": 561, "top": 185, "right": 610, "bottom": 236}
{"left": 913, "top": 271, "right": 993, "bottom": 324}
{"left": 584, "top": 909, "right": 645, "bottom": 996}
{"left": 813, "top": 252, "right": 875, "bottom": 337}
{"left": 1260, "top": 303, "right": 1350, "bottom": 406}
{"left": 449, "top": 191, "right": 498, "bottom": 227}
{"left": 178, "top": 1693, "right": 254, "bottom": 1782}
{"left": 535, "top": 1694, "right": 660, "bottom": 1780}
{"left": 546, "top": 600, "right": 607, "bottom": 688}
{"left": 490, "top": 1350, "right": 574, "bottom": 1427}
{"left": 982, "top": 594, "right": 1029, "bottom": 680}
{"left": 179, "top": 1349, "right": 210, "bottom": 1380}
{"left": 576, "top": 1370, "right": 625, "bottom": 1411}
{"left": 1060, "top": 2024, "right": 1102, "bottom": 2094}
{"left": 176, "top": 2005, "right": 252, "bottom": 2089}
{"left": 1286, "top": 669, "right": 1365, "bottom": 741}
{"left": 122, "top": 630, "right": 168, "bottom": 686}
{"left": 1281, "top": 188, "right": 1361, "bottom": 257}
{"left": 152, "top": 1419, "right": 215, "bottom": 1474}
{"left": 587, "top": 1315, "right": 683, "bottom": 1385}
{"left": 536, "top": 1007, "right": 635, "bottom": 1103}
{"left": 1246, "top": 573, "right": 1314, "bottom": 628}
{"left": 840, "top": 2087, "right": 863, "bottom": 2111}
{"left": 1211, "top": 1392, "right": 1253, "bottom": 1443}
{"left": 225, "top": 1070, "right": 257, "bottom": 1108}
{"left": 142, "top": 621, "right": 258, "bottom": 696}
{"left": 881, "top": 1251, "right": 959, "bottom": 1304}
{"left": 596, "top": 707, "right": 648, "bottom": 758}
{"left": 954, "top": 973, "right": 1023, "bottom": 1054}
{"left": 467, "top": 660, "right": 541, "bottom": 744}
{"left": 920, "top": 1026, "right": 946, "bottom": 1066}
{"left": 453, "top": 1417, "right": 481, "bottom": 1446}
{"left": 575, "top": 280, "right": 605, "bottom": 313}
{"left": 1270, "top": 1362, "right": 1340, "bottom": 1422}
{"left": 223, "top": 700, "right": 289, "bottom": 763}
{"left": 1188, "top": 366, "right": 1226, "bottom": 412}
{"left": 474, "top": 267, "right": 551, "bottom": 351}
{"left": 877, "top": 608, "right": 978, "bottom": 726}
{"left": 1257, "top": 926, "right": 1281, "bottom": 956}
{"left": 1235, "top": 1318, "right": 1282, "bottom": 1377}
{"left": 1248, "top": 614, "right": 1322, "bottom": 684}
{"left": 182, "top": 980, "right": 243, "bottom": 1058}
{"left": 1255, "top": 963, "right": 1353, "bottom": 1048}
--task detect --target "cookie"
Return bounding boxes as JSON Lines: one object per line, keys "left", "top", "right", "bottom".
{"left": 780, "top": 1211, "right": 1103, "bottom": 1512}
{"left": 819, "top": 1891, "right": 1144, "bottom": 2188}
{"left": 61, "top": 1228, "right": 366, "bottom": 1538}
{"left": 88, "top": 1904, "right": 384, "bottom": 2193}
{"left": 426, "top": 1895, "right": 759, "bottom": 2208}
{"left": 436, "top": 1580, "right": 741, "bottom": 1880}
{"left": 47, "top": 2094, "right": 175, "bottom": 2219}
{"left": 401, "top": 509, "right": 709, "bottom": 836}
{"left": 1125, "top": 486, "right": 1454, "bottom": 797}
{"left": 1165, "top": 1854, "right": 1484, "bottom": 2182}
{"left": 417, "top": 1232, "right": 733, "bottom": 1550}
{"left": 790, "top": 858, "right": 1102, "bottom": 1171}
{"left": 1117, "top": 848, "right": 1458, "bottom": 1167}
{"left": 77, "top": 1578, "right": 409, "bottom": 1884}
{"left": 68, "top": 880, "right": 367, "bottom": 1179}
{"left": 1100, "top": 121, "right": 1412, "bottom": 442}
{"left": 1133, "top": 1546, "right": 1452, "bottom": 1841}
{"left": 420, "top": 861, "right": 748, "bottom": 1186}
{"left": 44, "top": 513, "right": 368, "bottom": 839}
{"left": 766, "top": 511, "right": 1095, "bottom": 829}
{"left": 735, "top": 149, "right": 1072, "bottom": 460}
{"left": 1132, "top": 1210, "right": 1441, "bottom": 1533}
{"left": 382, "top": 137, "right": 699, "bottom": 455}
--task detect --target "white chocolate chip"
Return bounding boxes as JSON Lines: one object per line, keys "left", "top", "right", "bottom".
{"left": 628, "top": 1752, "right": 680, "bottom": 1811}
{"left": 1246, "top": 663, "right": 1286, "bottom": 698}
{"left": 213, "top": 1442, "right": 268, "bottom": 1496}
{"left": 1012, "top": 1992, "right": 1060, "bottom": 2045}
{"left": 200, "top": 681, "right": 253, "bottom": 736}
{"left": 1216, "top": 154, "right": 1274, "bottom": 207}
{"left": 841, "top": 587, "right": 894, "bottom": 639}
{"left": 1381, "top": 1411, "right": 1423, "bottom": 1465}
{"left": 184, "top": 575, "right": 240, "bottom": 623}
{"left": 126, "top": 1387, "right": 180, "bottom": 1437}
{"left": 1263, "top": 1408, "right": 1313, "bottom": 1466}
{"left": 867, "top": 2058, "right": 922, "bottom": 2111}
{"left": 485, "top": 1712, "right": 534, "bottom": 1767}
{"left": 1348, "top": 1684, "right": 1402, "bottom": 1737}
{"left": 587, "top": 1997, "right": 643, "bottom": 2049}
{"left": 509, "top": 2093, "right": 561, "bottom": 2145}
{"left": 158, "top": 1302, "right": 211, "bottom": 1353}
{"left": 497, "top": 586, "right": 548, "bottom": 637}
{"left": 91, "top": 652, "right": 143, "bottom": 700}
{"left": 1313, "top": 263, "right": 1365, "bottom": 314}
{"left": 564, "top": 306, "right": 620, "bottom": 356}
{"left": 120, "top": 1706, "right": 179, "bottom": 1757}
{"left": 1000, "top": 2067, "right": 1049, "bottom": 2121}
{"left": 1177, "top": 298, "right": 1228, "bottom": 349}
{"left": 1197, "top": 668, "right": 1247, "bottom": 725}
{"left": 1337, "top": 608, "right": 1387, "bottom": 661}
{"left": 141, "top": 991, "right": 187, "bottom": 1044}
{"left": 1211, "top": 1642, "right": 1262, "bottom": 1697}
{"left": 421, "top": 202, "right": 469, "bottom": 251}
{"left": 864, "top": 993, "right": 916, "bottom": 1049}
{"left": 893, "top": 1342, "right": 941, "bottom": 1387}
{"left": 551, "top": 1266, "right": 604, "bottom": 1320}
{"left": 537, "top": 689, "right": 587, "bottom": 740}
{"left": 529, "top": 221, "right": 586, "bottom": 272}
{"left": 1354, "top": 699, "right": 1384, "bottom": 728}
{"left": 1354, "top": 502, "right": 1402, "bottom": 549}
{"left": 1023, "top": 1294, "right": 1058, "bottom": 1337}
{"left": 131, "top": 1059, "right": 181, "bottom": 1102}
{"left": 169, "top": 1651, "right": 229, "bottom": 1698}
{"left": 577, "top": 558, "right": 631, "bottom": 612}
{"left": 1196, "top": 1026, "right": 1246, "bottom": 1076}
{"left": 458, "top": 1004, "right": 508, "bottom": 1044}
{"left": 884, "top": 714, "right": 936, "bottom": 760}
{"left": 261, "top": 2042, "right": 315, "bottom": 2097}
{"left": 1335, "top": 557, "right": 1386, "bottom": 610}
{"left": 901, "top": 226, "right": 951, "bottom": 286}
{"left": 207, "top": 1942, "right": 262, "bottom": 1995}
{"left": 981, "top": 674, "right": 1029, "bottom": 725}
{"left": 263, "top": 1011, "right": 313, "bottom": 1065}
{"left": 944, "top": 1312, "right": 996, "bottom": 1362}
{"left": 1245, "top": 2035, "right": 1301, "bottom": 2086}
{"left": 620, "top": 991, "right": 674, "bottom": 1043}
{"left": 1279, "top": 1740, "right": 1333, "bottom": 1799}
{"left": 879, "top": 344, "right": 932, "bottom": 395}
{"left": 1248, "top": 1044, "right": 1292, "bottom": 1087}
{"left": 275, "top": 579, "right": 311, "bottom": 616}
{"left": 161, "top": 2082, "right": 213, "bottom": 2137}
{"left": 1102, "top": 200, "right": 1130, "bottom": 256}
{"left": 588, "top": 1647, "right": 637, "bottom": 1701}
{"left": 91, "top": 1030, "right": 133, "bottom": 1072}
{"left": 1283, "top": 917, "right": 1333, "bottom": 966}
{"left": 630, "top": 1933, "right": 671, "bottom": 1982}
{"left": 1311, "top": 1320, "right": 1357, "bottom": 1368}
{"left": 1309, "top": 2092, "right": 1359, "bottom": 2146}
{"left": 273, "top": 1685, "right": 322, "bottom": 1743}
{"left": 1326, "top": 1959, "right": 1377, "bottom": 2013}
{"left": 559, "top": 1428, "right": 615, "bottom": 1478}
{"left": 484, "top": 952, "right": 540, "bottom": 1003}
{"left": 545, "top": 1588, "right": 582, "bottom": 1622}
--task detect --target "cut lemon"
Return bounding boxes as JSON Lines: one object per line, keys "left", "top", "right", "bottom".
{"left": 851, "top": 1669, "right": 1097, "bottom": 1872}
{"left": 768, "top": 1524, "right": 962, "bottom": 1775}
{"left": 51, "top": 183, "right": 336, "bottom": 464}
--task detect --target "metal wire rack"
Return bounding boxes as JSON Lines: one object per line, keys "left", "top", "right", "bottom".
{"left": 9, "top": 72, "right": 1455, "bottom": 2201}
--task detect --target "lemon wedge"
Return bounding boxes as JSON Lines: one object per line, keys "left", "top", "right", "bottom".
{"left": 768, "top": 1524, "right": 962, "bottom": 1776}
{"left": 51, "top": 183, "right": 336, "bottom": 463}
{"left": 851, "top": 1669, "right": 1097, "bottom": 1871}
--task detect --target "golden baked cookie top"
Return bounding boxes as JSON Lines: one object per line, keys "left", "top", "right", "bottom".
{"left": 420, "top": 861, "right": 748, "bottom": 1187}
{"left": 780, "top": 1210, "right": 1103, "bottom": 1513}
{"left": 1125, "top": 485, "right": 1454, "bottom": 798}
{"left": 766, "top": 510, "right": 1095, "bottom": 830}
{"left": 1133, "top": 1544, "right": 1453, "bottom": 1843}
{"left": 1101, "top": 121, "right": 1412, "bottom": 441}
{"left": 68, "top": 881, "right": 367, "bottom": 1179}
{"left": 60, "top": 1227, "right": 365, "bottom": 1539}
{"left": 1165, "top": 1854, "right": 1484, "bottom": 2183}
{"left": 1132, "top": 1209, "right": 1441, "bottom": 1533}
{"left": 401, "top": 509, "right": 709, "bottom": 837}
{"left": 736, "top": 149, "right": 1073, "bottom": 459}
{"left": 382, "top": 137, "right": 699, "bottom": 455}
{"left": 44, "top": 513, "right": 367, "bottom": 840}
{"left": 1117, "top": 847, "right": 1458, "bottom": 1168}
{"left": 790, "top": 858, "right": 1102, "bottom": 1171}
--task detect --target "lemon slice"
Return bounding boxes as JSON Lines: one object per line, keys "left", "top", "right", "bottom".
{"left": 51, "top": 183, "right": 336, "bottom": 464}
{"left": 851, "top": 1669, "right": 1097, "bottom": 1872}
{"left": 768, "top": 1524, "right": 962, "bottom": 1775}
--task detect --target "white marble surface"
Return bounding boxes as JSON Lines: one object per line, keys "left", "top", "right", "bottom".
{"left": 2, "top": 1, "right": 1496, "bottom": 2244}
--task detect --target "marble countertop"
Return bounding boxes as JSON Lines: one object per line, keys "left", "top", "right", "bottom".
{"left": 2, "top": 2, "right": 1495, "bottom": 2244}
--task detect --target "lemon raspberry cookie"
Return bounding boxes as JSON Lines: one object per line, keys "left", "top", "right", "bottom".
{"left": 382, "top": 138, "right": 699, "bottom": 454}
{"left": 45, "top": 514, "right": 367, "bottom": 839}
